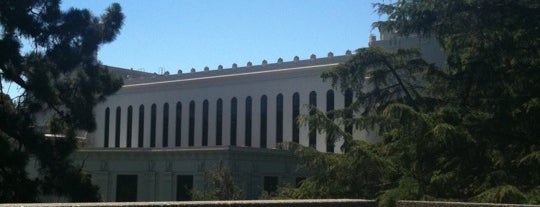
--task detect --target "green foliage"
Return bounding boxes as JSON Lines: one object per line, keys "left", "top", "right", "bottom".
{"left": 277, "top": 142, "right": 395, "bottom": 199}
{"left": 193, "top": 163, "right": 245, "bottom": 200}
{"left": 526, "top": 187, "right": 540, "bottom": 204}
{"left": 378, "top": 177, "right": 422, "bottom": 207}
{"left": 0, "top": 0, "right": 124, "bottom": 202}
{"left": 280, "top": 0, "right": 540, "bottom": 205}
{"left": 471, "top": 185, "right": 527, "bottom": 204}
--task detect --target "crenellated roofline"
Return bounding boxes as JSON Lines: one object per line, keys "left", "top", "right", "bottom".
{"left": 107, "top": 50, "right": 354, "bottom": 87}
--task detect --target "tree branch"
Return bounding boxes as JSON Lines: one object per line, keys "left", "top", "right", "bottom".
{"left": 383, "top": 60, "right": 419, "bottom": 111}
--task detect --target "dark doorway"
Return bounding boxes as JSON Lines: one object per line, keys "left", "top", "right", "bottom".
{"left": 176, "top": 175, "right": 194, "bottom": 201}
{"left": 263, "top": 176, "right": 278, "bottom": 194}
{"left": 116, "top": 174, "right": 137, "bottom": 202}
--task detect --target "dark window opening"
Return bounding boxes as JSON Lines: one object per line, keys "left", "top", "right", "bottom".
{"left": 115, "top": 107, "right": 121, "bottom": 148}
{"left": 245, "top": 96, "right": 252, "bottom": 147}
{"left": 116, "top": 175, "right": 137, "bottom": 202}
{"left": 345, "top": 89, "right": 353, "bottom": 135}
{"left": 127, "top": 106, "right": 133, "bottom": 148}
{"left": 114, "top": 107, "right": 121, "bottom": 148}
{"left": 292, "top": 93, "right": 300, "bottom": 143}
{"left": 189, "top": 101, "right": 195, "bottom": 146}
{"left": 260, "top": 95, "right": 267, "bottom": 148}
{"left": 138, "top": 105, "right": 144, "bottom": 147}
{"left": 175, "top": 102, "right": 182, "bottom": 147}
{"left": 150, "top": 104, "right": 157, "bottom": 147}
{"left": 202, "top": 100, "right": 209, "bottom": 146}
{"left": 326, "top": 90, "right": 335, "bottom": 153}
{"left": 230, "top": 98, "right": 237, "bottom": 146}
{"left": 176, "top": 175, "right": 193, "bottom": 201}
{"left": 163, "top": 103, "right": 169, "bottom": 147}
{"left": 104, "top": 108, "right": 110, "bottom": 147}
{"left": 295, "top": 177, "right": 306, "bottom": 188}
{"left": 276, "top": 94, "right": 283, "bottom": 144}
{"left": 309, "top": 91, "right": 317, "bottom": 148}
{"left": 264, "top": 176, "right": 279, "bottom": 194}
{"left": 216, "top": 99, "right": 223, "bottom": 146}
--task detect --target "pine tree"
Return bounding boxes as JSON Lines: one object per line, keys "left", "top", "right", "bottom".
{"left": 279, "top": 0, "right": 540, "bottom": 204}
{"left": 0, "top": 0, "right": 124, "bottom": 202}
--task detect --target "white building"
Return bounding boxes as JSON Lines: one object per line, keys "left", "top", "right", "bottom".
{"left": 74, "top": 51, "right": 363, "bottom": 202}
{"left": 92, "top": 52, "right": 358, "bottom": 152}
{"left": 69, "top": 31, "right": 444, "bottom": 201}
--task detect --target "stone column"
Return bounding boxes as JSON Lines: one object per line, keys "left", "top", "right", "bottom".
{"left": 267, "top": 94, "right": 277, "bottom": 148}
{"left": 252, "top": 96, "right": 261, "bottom": 148}
{"left": 222, "top": 97, "right": 231, "bottom": 146}
{"left": 282, "top": 92, "right": 292, "bottom": 143}
{"left": 93, "top": 171, "right": 110, "bottom": 201}
{"left": 237, "top": 97, "right": 246, "bottom": 147}
{"left": 299, "top": 91, "right": 309, "bottom": 147}
{"left": 208, "top": 98, "right": 217, "bottom": 146}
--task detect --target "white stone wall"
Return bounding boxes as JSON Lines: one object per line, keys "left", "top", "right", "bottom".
{"left": 72, "top": 147, "right": 303, "bottom": 201}
{"left": 90, "top": 59, "right": 362, "bottom": 153}
{"left": 370, "top": 30, "right": 446, "bottom": 66}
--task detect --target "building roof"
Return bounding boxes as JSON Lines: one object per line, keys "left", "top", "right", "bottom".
{"left": 107, "top": 51, "right": 354, "bottom": 87}
{"left": 105, "top": 65, "right": 154, "bottom": 79}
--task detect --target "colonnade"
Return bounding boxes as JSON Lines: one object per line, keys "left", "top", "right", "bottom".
{"left": 101, "top": 89, "right": 353, "bottom": 152}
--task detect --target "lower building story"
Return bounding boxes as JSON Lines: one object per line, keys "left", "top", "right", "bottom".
{"left": 68, "top": 146, "right": 303, "bottom": 202}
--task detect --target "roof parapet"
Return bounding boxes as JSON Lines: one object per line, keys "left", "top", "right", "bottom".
{"left": 310, "top": 54, "right": 316, "bottom": 62}
{"left": 123, "top": 50, "right": 353, "bottom": 84}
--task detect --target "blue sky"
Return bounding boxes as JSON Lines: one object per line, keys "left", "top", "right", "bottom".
{"left": 61, "top": 0, "right": 383, "bottom": 74}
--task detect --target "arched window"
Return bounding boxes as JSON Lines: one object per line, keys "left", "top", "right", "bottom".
{"left": 345, "top": 89, "right": 353, "bottom": 135}
{"left": 276, "top": 94, "right": 283, "bottom": 144}
{"left": 175, "top": 102, "right": 182, "bottom": 147}
{"left": 104, "top": 107, "right": 110, "bottom": 147}
{"left": 216, "top": 99, "right": 223, "bottom": 146}
{"left": 292, "top": 92, "right": 300, "bottom": 143}
{"left": 163, "top": 103, "right": 169, "bottom": 147}
{"left": 245, "top": 96, "right": 252, "bottom": 147}
{"left": 309, "top": 91, "right": 317, "bottom": 148}
{"left": 260, "top": 95, "right": 267, "bottom": 148}
{"left": 115, "top": 106, "right": 121, "bottom": 148}
{"left": 326, "top": 90, "right": 334, "bottom": 112}
{"left": 189, "top": 101, "right": 195, "bottom": 146}
{"left": 202, "top": 100, "right": 209, "bottom": 146}
{"left": 230, "top": 97, "right": 237, "bottom": 146}
{"left": 127, "top": 106, "right": 133, "bottom": 148}
{"left": 138, "top": 105, "right": 145, "bottom": 147}
{"left": 326, "top": 90, "right": 335, "bottom": 152}
{"left": 150, "top": 104, "right": 157, "bottom": 147}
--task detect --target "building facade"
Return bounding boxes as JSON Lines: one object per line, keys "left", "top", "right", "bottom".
{"left": 67, "top": 31, "right": 444, "bottom": 201}
{"left": 76, "top": 52, "right": 369, "bottom": 201}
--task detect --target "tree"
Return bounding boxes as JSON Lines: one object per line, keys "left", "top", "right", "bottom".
{"left": 374, "top": 0, "right": 540, "bottom": 203}
{"left": 0, "top": 0, "right": 124, "bottom": 202}
{"left": 279, "top": 47, "right": 434, "bottom": 203}
{"left": 193, "top": 163, "right": 245, "bottom": 200}
{"left": 279, "top": 0, "right": 540, "bottom": 205}
{"left": 277, "top": 142, "right": 395, "bottom": 199}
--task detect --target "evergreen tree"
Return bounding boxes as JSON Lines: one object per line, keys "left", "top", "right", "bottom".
{"left": 193, "top": 164, "right": 245, "bottom": 200}
{"left": 0, "top": 0, "right": 124, "bottom": 202}
{"left": 279, "top": 0, "right": 540, "bottom": 205}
